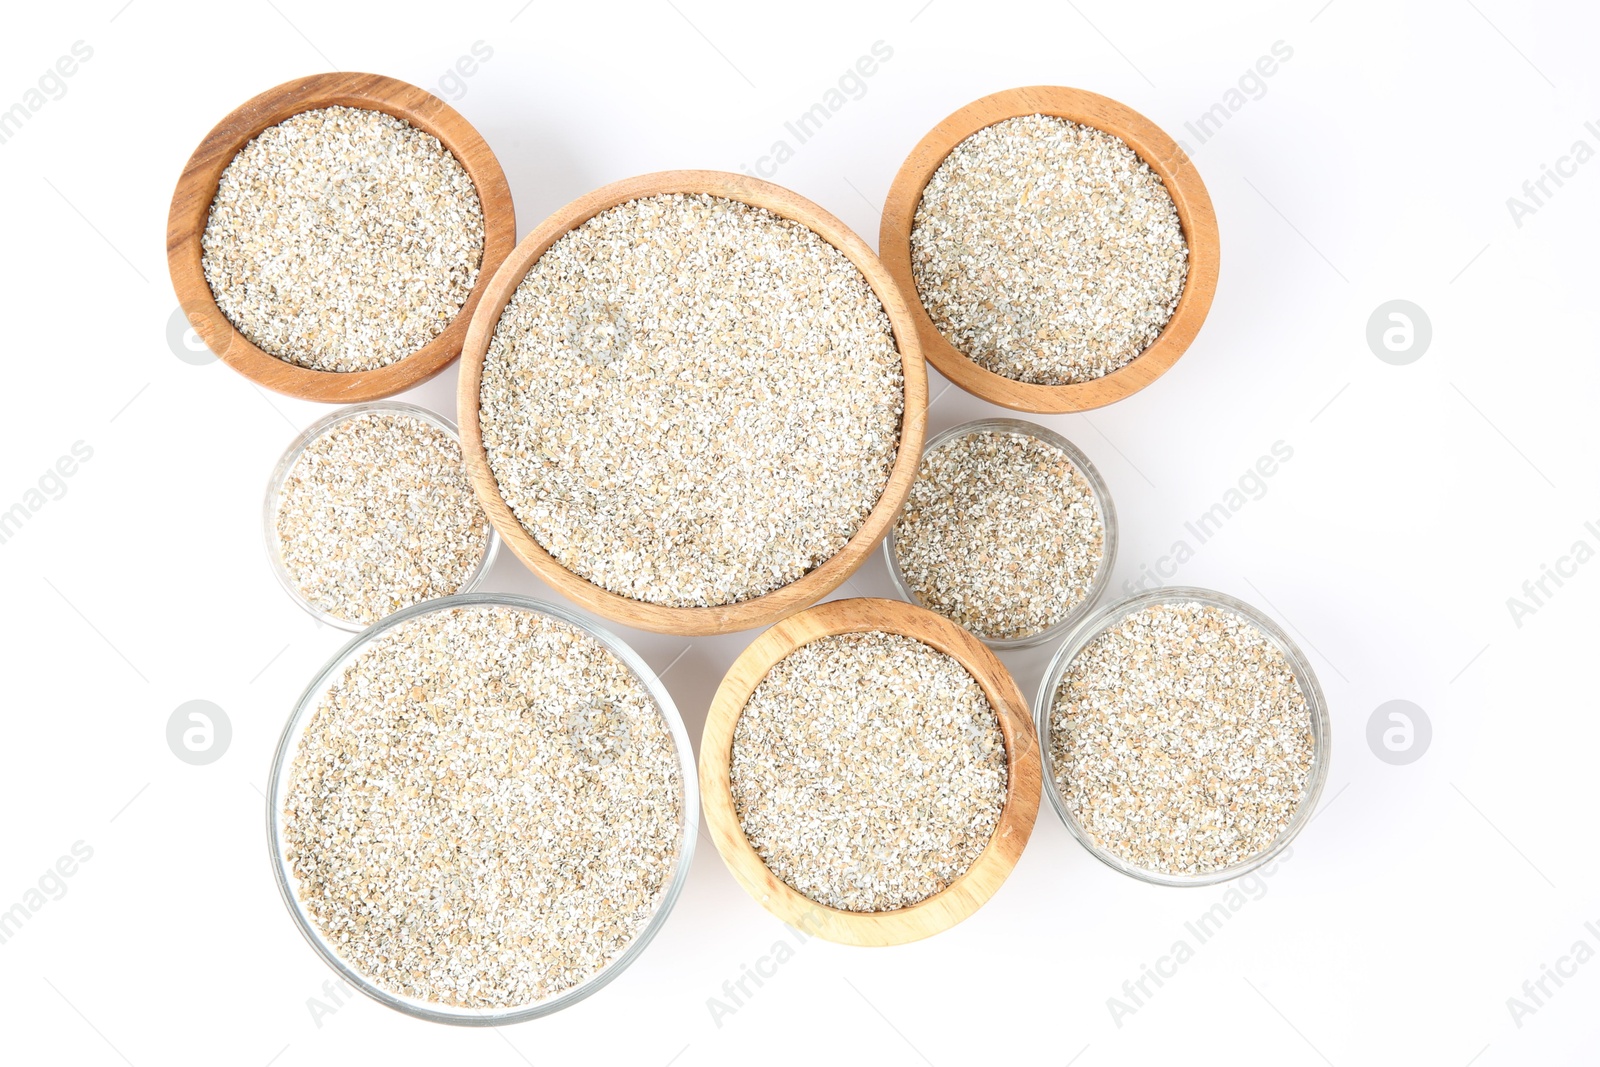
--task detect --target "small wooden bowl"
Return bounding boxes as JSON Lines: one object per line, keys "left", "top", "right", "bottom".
{"left": 458, "top": 171, "right": 928, "bottom": 637}
{"left": 880, "top": 86, "right": 1220, "bottom": 413}
{"left": 699, "top": 597, "right": 1040, "bottom": 945}
{"left": 166, "top": 72, "right": 516, "bottom": 403}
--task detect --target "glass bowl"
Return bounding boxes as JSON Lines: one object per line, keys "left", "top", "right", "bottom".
{"left": 884, "top": 418, "right": 1118, "bottom": 650}
{"left": 262, "top": 401, "right": 500, "bottom": 631}
{"left": 1034, "top": 586, "right": 1331, "bottom": 886}
{"left": 265, "top": 592, "right": 700, "bottom": 1024}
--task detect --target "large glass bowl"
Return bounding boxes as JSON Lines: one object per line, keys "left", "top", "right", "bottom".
{"left": 265, "top": 592, "right": 699, "bottom": 1024}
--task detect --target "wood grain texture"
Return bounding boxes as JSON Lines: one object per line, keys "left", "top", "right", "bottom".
{"left": 880, "top": 85, "right": 1220, "bottom": 413}
{"left": 457, "top": 171, "right": 929, "bottom": 637}
{"left": 165, "top": 72, "right": 515, "bottom": 403}
{"left": 698, "top": 597, "right": 1040, "bottom": 946}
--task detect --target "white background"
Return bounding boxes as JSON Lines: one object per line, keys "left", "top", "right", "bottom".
{"left": 2, "top": 0, "right": 1597, "bottom": 1063}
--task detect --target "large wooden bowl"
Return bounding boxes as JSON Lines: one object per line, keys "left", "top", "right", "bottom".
{"left": 699, "top": 597, "right": 1040, "bottom": 945}
{"left": 458, "top": 171, "right": 928, "bottom": 637}
{"left": 166, "top": 72, "right": 515, "bottom": 402}
{"left": 880, "top": 85, "right": 1220, "bottom": 413}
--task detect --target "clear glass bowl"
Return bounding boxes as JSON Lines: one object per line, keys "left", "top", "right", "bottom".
{"left": 262, "top": 401, "right": 500, "bottom": 631}
{"left": 1034, "top": 586, "right": 1331, "bottom": 886}
{"left": 883, "top": 417, "right": 1118, "bottom": 650}
{"left": 265, "top": 593, "right": 700, "bottom": 1025}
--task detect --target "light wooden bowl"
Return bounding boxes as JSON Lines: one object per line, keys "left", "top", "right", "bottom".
{"left": 458, "top": 171, "right": 928, "bottom": 637}
{"left": 166, "top": 72, "right": 515, "bottom": 403}
{"left": 880, "top": 85, "right": 1220, "bottom": 413}
{"left": 699, "top": 597, "right": 1040, "bottom": 945}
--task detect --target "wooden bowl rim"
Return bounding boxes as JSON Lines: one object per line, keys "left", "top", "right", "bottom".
{"left": 457, "top": 170, "right": 929, "bottom": 637}
{"left": 697, "top": 597, "right": 1041, "bottom": 946}
{"left": 165, "top": 71, "right": 516, "bottom": 403}
{"left": 879, "top": 84, "right": 1220, "bottom": 414}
